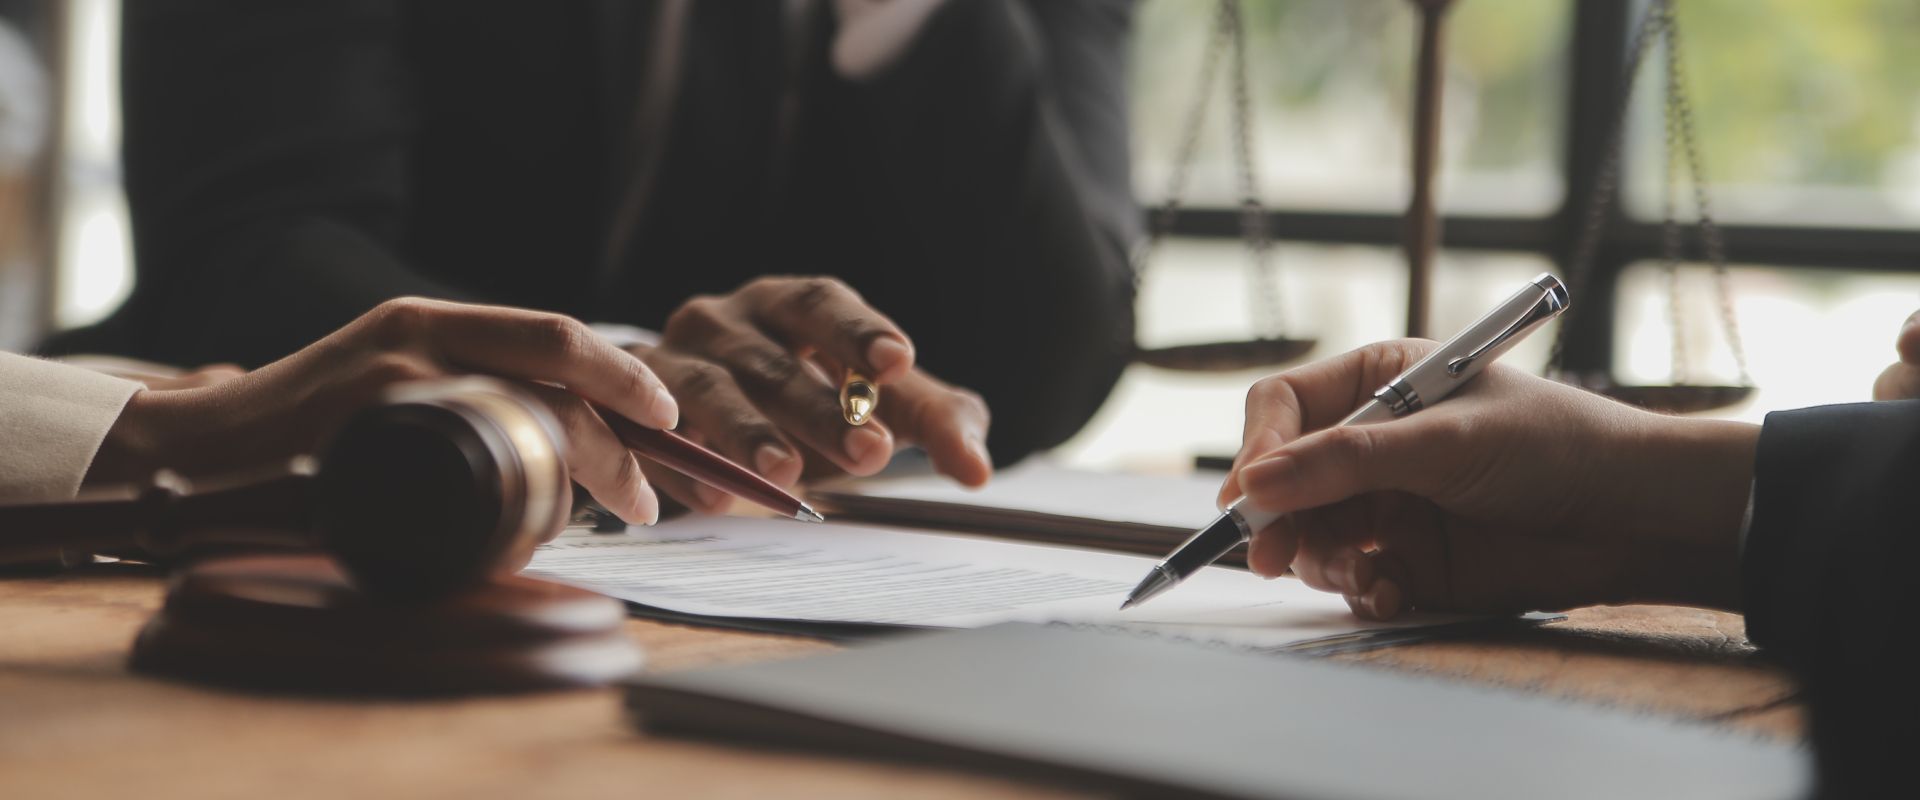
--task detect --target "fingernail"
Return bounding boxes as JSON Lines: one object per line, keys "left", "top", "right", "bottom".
{"left": 1366, "top": 579, "right": 1403, "bottom": 620}
{"left": 754, "top": 443, "right": 798, "bottom": 483}
{"left": 692, "top": 481, "right": 729, "bottom": 512}
{"left": 1216, "top": 480, "right": 1241, "bottom": 511}
{"left": 1242, "top": 429, "right": 1283, "bottom": 462}
{"left": 647, "top": 386, "right": 680, "bottom": 430}
{"left": 1246, "top": 534, "right": 1279, "bottom": 578}
{"left": 1332, "top": 555, "right": 1361, "bottom": 594}
{"left": 844, "top": 426, "right": 890, "bottom": 471}
{"left": 1239, "top": 455, "right": 1295, "bottom": 494}
{"left": 866, "top": 336, "right": 913, "bottom": 379}
{"left": 1346, "top": 552, "right": 1378, "bottom": 594}
{"left": 632, "top": 488, "right": 660, "bottom": 527}
{"left": 965, "top": 435, "right": 991, "bottom": 468}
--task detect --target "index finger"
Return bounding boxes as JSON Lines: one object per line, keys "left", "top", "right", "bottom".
{"left": 876, "top": 369, "right": 993, "bottom": 487}
{"left": 1220, "top": 339, "right": 1438, "bottom": 508}
{"left": 370, "top": 298, "right": 680, "bottom": 431}
{"left": 740, "top": 277, "right": 916, "bottom": 383}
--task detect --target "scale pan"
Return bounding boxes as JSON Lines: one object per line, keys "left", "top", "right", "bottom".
{"left": 1134, "top": 337, "right": 1317, "bottom": 372}
{"left": 1562, "top": 372, "right": 1754, "bottom": 414}
{"left": 1602, "top": 384, "right": 1753, "bottom": 414}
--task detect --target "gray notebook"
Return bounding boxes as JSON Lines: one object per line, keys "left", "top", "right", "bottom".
{"left": 627, "top": 624, "right": 1810, "bottom": 800}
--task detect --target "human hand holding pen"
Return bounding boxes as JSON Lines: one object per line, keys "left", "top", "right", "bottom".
{"left": 1219, "top": 339, "right": 1759, "bottom": 620}
{"left": 88, "top": 298, "right": 680, "bottom": 528}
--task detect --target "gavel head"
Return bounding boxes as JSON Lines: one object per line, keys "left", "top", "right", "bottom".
{"left": 313, "top": 378, "right": 571, "bottom": 600}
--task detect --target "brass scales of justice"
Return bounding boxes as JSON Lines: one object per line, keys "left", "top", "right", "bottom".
{"left": 1134, "top": 0, "right": 1754, "bottom": 414}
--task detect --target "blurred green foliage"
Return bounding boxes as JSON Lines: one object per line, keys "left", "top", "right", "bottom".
{"left": 1131, "top": 0, "right": 1920, "bottom": 206}
{"left": 1130, "top": 0, "right": 1567, "bottom": 181}
{"left": 1669, "top": 0, "right": 1920, "bottom": 185}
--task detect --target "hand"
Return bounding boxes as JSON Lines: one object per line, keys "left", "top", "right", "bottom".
{"left": 87, "top": 298, "right": 680, "bottom": 525}
{"left": 1872, "top": 310, "right": 1920, "bottom": 400}
{"left": 1220, "top": 340, "right": 1758, "bottom": 620}
{"left": 633, "top": 276, "right": 993, "bottom": 513}
{"left": 143, "top": 364, "right": 248, "bottom": 390}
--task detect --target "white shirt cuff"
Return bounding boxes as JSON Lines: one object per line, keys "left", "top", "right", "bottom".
{"left": 0, "top": 353, "right": 142, "bottom": 501}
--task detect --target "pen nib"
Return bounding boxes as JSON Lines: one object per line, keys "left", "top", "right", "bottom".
{"left": 1120, "top": 566, "right": 1176, "bottom": 611}
{"left": 794, "top": 505, "right": 826, "bottom": 524}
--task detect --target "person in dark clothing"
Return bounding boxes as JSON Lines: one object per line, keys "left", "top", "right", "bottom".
{"left": 1220, "top": 336, "right": 1915, "bottom": 795}
{"left": 51, "top": 0, "right": 1139, "bottom": 503}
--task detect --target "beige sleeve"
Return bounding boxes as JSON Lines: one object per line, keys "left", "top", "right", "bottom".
{"left": 0, "top": 352, "right": 142, "bottom": 502}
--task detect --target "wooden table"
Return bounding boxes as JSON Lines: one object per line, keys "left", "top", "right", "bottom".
{"left": 0, "top": 563, "right": 1801, "bottom": 799}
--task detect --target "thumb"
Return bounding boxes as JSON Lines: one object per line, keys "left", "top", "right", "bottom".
{"left": 1219, "top": 427, "right": 1281, "bottom": 509}
{"left": 1898, "top": 310, "right": 1920, "bottom": 364}
{"left": 1223, "top": 340, "right": 1441, "bottom": 509}
{"left": 1236, "top": 420, "right": 1448, "bottom": 516}
{"left": 1874, "top": 362, "right": 1920, "bottom": 401}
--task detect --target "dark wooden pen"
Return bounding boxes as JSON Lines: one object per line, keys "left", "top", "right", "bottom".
{"left": 595, "top": 407, "right": 825, "bottom": 523}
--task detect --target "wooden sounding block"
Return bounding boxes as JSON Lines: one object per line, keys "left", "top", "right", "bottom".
{"left": 0, "top": 378, "right": 646, "bottom": 696}
{"left": 131, "top": 553, "right": 643, "bottom": 695}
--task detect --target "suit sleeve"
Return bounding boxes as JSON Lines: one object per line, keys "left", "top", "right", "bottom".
{"left": 113, "top": 0, "right": 468, "bottom": 367}
{"left": 819, "top": 0, "right": 1139, "bottom": 464}
{"left": 1743, "top": 400, "right": 1918, "bottom": 794}
{"left": 1018, "top": 0, "right": 1142, "bottom": 249}
{"left": 0, "top": 353, "right": 139, "bottom": 502}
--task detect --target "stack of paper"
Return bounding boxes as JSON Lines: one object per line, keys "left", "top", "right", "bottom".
{"left": 526, "top": 517, "right": 1478, "bottom": 652}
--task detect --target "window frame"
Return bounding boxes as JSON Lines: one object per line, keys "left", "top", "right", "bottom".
{"left": 1155, "top": 0, "right": 1920, "bottom": 376}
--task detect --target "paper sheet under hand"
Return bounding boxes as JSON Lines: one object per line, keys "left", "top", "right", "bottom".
{"left": 525, "top": 517, "right": 1471, "bottom": 650}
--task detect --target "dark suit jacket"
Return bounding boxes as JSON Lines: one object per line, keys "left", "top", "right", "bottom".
{"left": 1747, "top": 400, "right": 1919, "bottom": 795}
{"left": 62, "top": 0, "right": 1140, "bottom": 463}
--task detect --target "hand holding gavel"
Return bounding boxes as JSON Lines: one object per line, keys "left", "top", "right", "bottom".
{"left": 0, "top": 378, "right": 572, "bottom": 600}
{"left": 83, "top": 297, "right": 680, "bottom": 527}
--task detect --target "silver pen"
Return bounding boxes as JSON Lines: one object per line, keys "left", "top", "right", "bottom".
{"left": 1121, "top": 273, "right": 1572, "bottom": 610}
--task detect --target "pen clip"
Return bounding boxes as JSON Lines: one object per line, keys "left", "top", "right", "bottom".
{"left": 1445, "top": 284, "right": 1570, "bottom": 377}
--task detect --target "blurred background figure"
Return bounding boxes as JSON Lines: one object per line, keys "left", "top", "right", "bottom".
{"left": 14, "top": 0, "right": 1920, "bottom": 472}
{"left": 43, "top": 0, "right": 1142, "bottom": 467}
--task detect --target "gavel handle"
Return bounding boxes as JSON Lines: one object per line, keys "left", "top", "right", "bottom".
{"left": 0, "top": 495, "right": 151, "bottom": 567}
{"left": 0, "top": 460, "right": 320, "bottom": 569}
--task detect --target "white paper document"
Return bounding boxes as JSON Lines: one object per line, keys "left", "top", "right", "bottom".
{"left": 526, "top": 516, "right": 1471, "bottom": 650}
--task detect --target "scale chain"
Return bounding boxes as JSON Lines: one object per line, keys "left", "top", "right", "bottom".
{"left": 1663, "top": 3, "right": 1754, "bottom": 385}
{"left": 1223, "top": 0, "right": 1287, "bottom": 339}
{"left": 1545, "top": 3, "right": 1668, "bottom": 377}
{"left": 1547, "top": 0, "right": 1749, "bottom": 388}
{"left": 1133, "top": 0, "right": 1230, "bottom": 277}
{"left": 1662, "top": 12, "right": 1690, "bottom": 382}
{"left": 1136, "top": 0, "right": 1288, "bottom": 341}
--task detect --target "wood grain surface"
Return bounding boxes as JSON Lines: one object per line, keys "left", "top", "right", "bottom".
{"left": 0, "top": 562, "right": 1801, "bottom": 799}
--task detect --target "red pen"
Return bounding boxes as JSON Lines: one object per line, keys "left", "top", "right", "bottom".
{"left": 595, "top": 407, "right": 825, "bottom": 523}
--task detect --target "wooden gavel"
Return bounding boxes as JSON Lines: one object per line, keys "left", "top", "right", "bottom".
{"left": 0, "top": 378, "right": 572, "bottom": 600}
